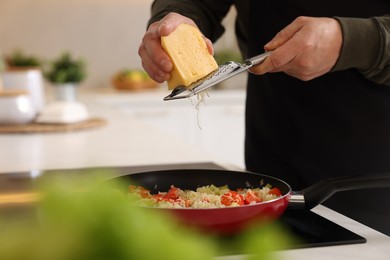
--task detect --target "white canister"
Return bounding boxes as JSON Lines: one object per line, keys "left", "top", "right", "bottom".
{"left": 1, "top": 68, "right": 45, "bottom": 113}
{"left": 0, "top": 90, "right": 36, "bottom": 125}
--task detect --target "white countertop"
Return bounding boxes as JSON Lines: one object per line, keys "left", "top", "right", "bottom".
{"left": 0, "top": 97, "right": 216, "bottom": 173}
{"left": 0, "top": 88, "right": 389, "bottom": 259}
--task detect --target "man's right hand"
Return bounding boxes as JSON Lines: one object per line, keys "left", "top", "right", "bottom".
{"left": 138, "top": 12, "right": 214, "bottom": 83}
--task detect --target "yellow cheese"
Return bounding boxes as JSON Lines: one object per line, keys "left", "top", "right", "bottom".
{"left": 161, "top": 24, "right": 218, "bottom": 90}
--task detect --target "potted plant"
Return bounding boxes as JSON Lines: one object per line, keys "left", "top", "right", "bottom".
{"left": 1, "top": 50, "right": 45, "bottom": 112}
{"left": 45, "top": 52, "right": 86, "bottom": 101}
{"left": 6, "top": 49, "right": 42, "bottom": 69}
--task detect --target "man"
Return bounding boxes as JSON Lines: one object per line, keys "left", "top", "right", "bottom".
{"left": 138, "top": 1, "right": 390, "bottom": 234}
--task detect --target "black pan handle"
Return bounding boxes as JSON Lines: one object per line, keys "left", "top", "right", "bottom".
{"left": 290, "top": 173, "right": 390, "bottom": 210}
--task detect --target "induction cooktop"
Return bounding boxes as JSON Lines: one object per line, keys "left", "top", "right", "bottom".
{"left": 279, "top": 209, "right": 366, "bottom": 248}
{"left": 0, "top": 162, "right": 366, "bottom": 250}
{"left": 215, "top": 208, "right": 366, "bottom": 256}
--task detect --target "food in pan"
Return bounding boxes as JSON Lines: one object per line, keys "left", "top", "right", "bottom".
{"left": 161, "top": 23, "right": 218, "bottom": 90}
{"left": 128, "top": 184, "right": 282, "bottom": 209}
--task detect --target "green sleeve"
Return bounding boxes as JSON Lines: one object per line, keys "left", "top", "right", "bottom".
{"left": 148, "top": 0, "right": 234, "bottom": 42}
{"left": 333, "top": 16, "right": 390, "bottom": 86}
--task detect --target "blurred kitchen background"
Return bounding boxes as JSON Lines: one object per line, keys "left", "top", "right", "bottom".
{"left": 0, "top": 0, "right": 240, "bottom": 88}
{"left": 0, "top": 0, "right": 247, "bottom": 169}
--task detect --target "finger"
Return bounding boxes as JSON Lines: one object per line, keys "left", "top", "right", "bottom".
{"left": 141, "top": 26, "right": 173, "bottom": 73}
{"left": 157, "top": 12, "right": 198, "bottom": 36}
{"left": 248, "top": 57, "right": 277, "bottom": 75}
{"left": 138, "top": 43, "right": 170, "bottom": 83}
{"left": 249, "top": 48, "right": 296, "bottom": 75}
{"left": 204, "top": 38, "right": 215, "bottom": 56}
{"left": 264, "top": 16, "right": 305, "bottom": 51}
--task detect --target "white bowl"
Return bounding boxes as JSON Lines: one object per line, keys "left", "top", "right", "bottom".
{"left": 0, "top": 90, "right": 36, "bottom": 125}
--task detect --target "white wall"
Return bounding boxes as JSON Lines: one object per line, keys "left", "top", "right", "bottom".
{"left": 0, "top": 0, "right": 154, "bottom": 88}
{"left": 0, "top": 0, "right": 238, "bottom": 88}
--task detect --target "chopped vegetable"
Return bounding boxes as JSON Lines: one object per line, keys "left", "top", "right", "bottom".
{"left": 129, "top": 184, "right": 282, "bottom": 209}
{"left": 244, "top": 189, "right": 262, "bottom": 204}
{"left": 221, "top": 191, "right": 244, "bottom": 206}
{"left": 268, "top": 187, "right": 282, "bottom": 196}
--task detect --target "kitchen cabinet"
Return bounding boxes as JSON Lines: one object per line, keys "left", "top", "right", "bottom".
{"left": 95, "top": 88, "right": 247, "bottom": 169}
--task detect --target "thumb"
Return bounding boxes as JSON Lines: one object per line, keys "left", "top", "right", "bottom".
{"left": 204, "top": 38, "right": 215, "bottom": 56}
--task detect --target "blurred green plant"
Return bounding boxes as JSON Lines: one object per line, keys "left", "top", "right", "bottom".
{"left": 45, "top": 52, "right": 86, "bottom": 84}
{"left": 238, "top": 223, "right": 295, "bottom": 260}
{"left": 0, "top": 172, "right": 294, "bottom": 260}
{"left": 214, "top": 49, "right": 243, "bottom": 65}
{"left": 6, "top": 49, "right": 42, "bottom": 68}
{"left": 0, "top": 176, "right": 216, "bottom": 260}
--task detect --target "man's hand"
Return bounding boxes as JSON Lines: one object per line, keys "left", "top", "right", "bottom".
{"left": 138, "top": 12, "right": 214, "bottom": 83}
{"left": 250, "top": 16, "right": 342, "bottom": 81}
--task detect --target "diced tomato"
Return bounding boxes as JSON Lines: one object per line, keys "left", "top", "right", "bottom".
{"left": 153, "top": 193, "right": 175, "bottom": 204}
{"left": 221, "top": 194, "right": 232, "bottom": 206}
{"left": 152, "top": 193, "right": 163, "bottom": 201}
{"left": 185, "top": 199, "right": 193, "bottom": 207}
{"left": 129, "top": 185, "right": 151, "bottom": 198}
{"left": 221, "top": 191, "right": 244, "bottom": 206}
{"left": 163, "top": 186, "right": 180, "bottom": 200}
{"left": 244, "top": 190, "right": 262, "bottom": 204}
{"left": 268, "top": 187, "right": 282, "bottom": 196}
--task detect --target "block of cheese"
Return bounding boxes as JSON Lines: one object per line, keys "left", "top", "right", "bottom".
{"left": 161, "top": 23, "right": 218, "bottom": 90}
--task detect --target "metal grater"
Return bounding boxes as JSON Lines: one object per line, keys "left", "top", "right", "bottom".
{"left": 163, "top": 52, "right": 271, "bottom": 101}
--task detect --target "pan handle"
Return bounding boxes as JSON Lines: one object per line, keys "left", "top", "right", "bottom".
{"left": 293, "top": 173, "right": 390, "bottom": 209}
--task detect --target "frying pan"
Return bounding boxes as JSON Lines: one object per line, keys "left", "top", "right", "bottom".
{"left": 107, "top": 169, "right": 390, "bottom": 235}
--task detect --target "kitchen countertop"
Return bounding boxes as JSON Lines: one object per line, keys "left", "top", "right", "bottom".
{"left": 0, "top": 92, "right": 220, "bottom": 173}
{"left": 0, "top": 88, "right": 389, "bottom": 259}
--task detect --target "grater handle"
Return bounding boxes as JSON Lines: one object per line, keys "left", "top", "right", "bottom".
{"left": 244, "top": 52, "right": 272, "bottom": 67}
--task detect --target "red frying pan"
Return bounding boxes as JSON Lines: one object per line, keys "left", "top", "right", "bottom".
{"left": 108, "top": 169, "right": 390, "bottom": 235}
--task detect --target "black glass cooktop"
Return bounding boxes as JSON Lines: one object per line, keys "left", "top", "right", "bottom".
{"left": 0, "top": 162, "right": 366, "bottom": 250}
{"left": 280, "top": 209, "right": 365, "bottom": 248}
{"left": 215, "top": 208, "right": 366, "bottom": 256}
